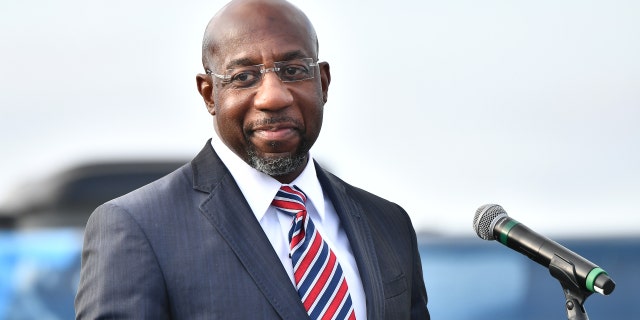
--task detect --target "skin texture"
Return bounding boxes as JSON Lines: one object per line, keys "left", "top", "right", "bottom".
{"left": 196, "top": 0, "right": 331, "bottom": 184}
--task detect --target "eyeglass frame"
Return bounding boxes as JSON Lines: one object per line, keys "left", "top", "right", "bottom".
{"left": 205, "top": 58, "right": 319, "bottom": 89}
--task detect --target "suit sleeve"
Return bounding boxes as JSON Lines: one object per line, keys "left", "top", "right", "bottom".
{"left": 75, "top": 202, "right": 170, "bottom": 319}
{"left": 408, "top": 219, "right": 430, "bottom": 319}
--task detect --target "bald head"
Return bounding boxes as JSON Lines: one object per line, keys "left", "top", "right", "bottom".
{"left": 201, "top": 0, "right": 319, "bottom": 71}
{"left": 195, "top": 0, "right": 331, "bottom": 183}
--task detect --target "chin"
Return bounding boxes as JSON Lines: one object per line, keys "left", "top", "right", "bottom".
{"left": 247, "top": 149, "right": 308, "bottom": 177}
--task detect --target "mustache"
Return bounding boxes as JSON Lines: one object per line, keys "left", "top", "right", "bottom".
{"left": 245, "top": 116, "right": 304, "bottom": 132}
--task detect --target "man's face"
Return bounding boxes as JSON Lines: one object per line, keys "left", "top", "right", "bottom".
{"left": 198, "top": 5, "right": 330, "bottom": 182}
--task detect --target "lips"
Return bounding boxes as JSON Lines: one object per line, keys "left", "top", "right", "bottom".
{"left": 253, "top": 125, "right": 298, "bottom": 141}
{"left": 247, "top": 118, "right": 303, "bottom": 150}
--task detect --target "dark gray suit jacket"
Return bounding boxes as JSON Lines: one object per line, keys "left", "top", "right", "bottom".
{"left": 75, "top": 141, "right": 429, "bottom": 319}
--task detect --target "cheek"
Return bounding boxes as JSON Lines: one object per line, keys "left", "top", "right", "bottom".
{"left": 213, "top": 96, "right": 251, "bottom": 141}
{"left": 214, "top": 92, "right": 247, "bottom": 122}
{"left": 311, "top": 107, "right": 324, "bottom": 136}
{"left": 300, "top": 94, "right": 325, "bottom": 140}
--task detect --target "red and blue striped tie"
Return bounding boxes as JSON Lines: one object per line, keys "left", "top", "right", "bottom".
{"left": 272, "top": 185, "right": 356, "bottom": 320}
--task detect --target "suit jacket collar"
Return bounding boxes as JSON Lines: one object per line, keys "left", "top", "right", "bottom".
{"left": 191, "top": 140, "right": 385, "bottom": 319}
{"left": 191, "top": 141, "right": 309, "bottom": 319}
{"left": 315, "top": 163, "right": 385, "bottom": 319}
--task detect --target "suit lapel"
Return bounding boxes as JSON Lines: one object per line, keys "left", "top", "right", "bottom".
{"left": 315, "top": 162, "right": 386, "bottom": 319}
{"left": 190, "top": 142, "right": 308, "bottom": 319}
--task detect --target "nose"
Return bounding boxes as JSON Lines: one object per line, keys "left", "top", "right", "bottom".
{"left": 253, "top": 72, "right": 294, "bottom": 111}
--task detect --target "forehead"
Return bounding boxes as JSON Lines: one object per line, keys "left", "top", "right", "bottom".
{"left": 206, "top": 1, "right": 317, "bottom": 67}
{"left": 218, "top": 36, "right": 315, "bottom": 68}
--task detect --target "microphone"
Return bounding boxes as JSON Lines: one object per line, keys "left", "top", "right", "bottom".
{"left": 473, "top": 204, "right": 615, "bottom": 295}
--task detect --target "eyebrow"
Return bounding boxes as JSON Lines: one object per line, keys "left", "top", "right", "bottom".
{"left": 224, "top": 50, "right": 312, "bottom": 69}
{"left": 280, "top": 50, "right": 309, "bottom": 62}
{"left": 225, "top": 57, "right": 256, "bottom": 69}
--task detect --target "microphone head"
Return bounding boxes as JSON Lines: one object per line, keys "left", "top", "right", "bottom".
{"left": 473, "top": 204, "right": 508, "bottom": 240}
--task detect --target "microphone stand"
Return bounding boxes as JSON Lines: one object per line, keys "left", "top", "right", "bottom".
{"left": 548, "top": 255, "right": 592, "bottom": 320}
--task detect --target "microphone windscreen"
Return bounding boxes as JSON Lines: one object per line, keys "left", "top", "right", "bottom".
{"left": 473, "top": 204, "right": 508, "bottom": 240}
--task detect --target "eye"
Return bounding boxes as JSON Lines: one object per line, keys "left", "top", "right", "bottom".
{"left": 227, "top": 68, "right": 261, "bottom": 88}
{"left": 279, "top": 63, "right": 311, "bottom": 81}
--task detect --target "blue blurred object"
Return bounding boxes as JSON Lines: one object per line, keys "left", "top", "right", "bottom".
{"left": 0, "top": 228, "right": 82, "bottom": 320}
{"left": 420, "top": 236, "right": 640, "bottom": 319}
{"left": 0, "top": 231, "right": 638, "bottom": 319}
{"left": 0, "top": 160, "right": 185, "bottom": 320}
{"left": 0, "top": 161, "right": 637, "bottom": 319}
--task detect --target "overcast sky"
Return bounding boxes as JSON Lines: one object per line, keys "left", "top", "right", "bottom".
{"left": 1, "top": 0, "right": 639, "bottom": 237}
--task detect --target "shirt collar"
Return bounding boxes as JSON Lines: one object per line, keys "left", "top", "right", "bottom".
{"left": 210, "top": 137, "right": 326, "bottom": 222}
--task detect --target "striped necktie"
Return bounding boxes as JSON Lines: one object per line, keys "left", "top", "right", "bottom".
{"left": 272, "top": 185, "right": 356, "bottom": 320}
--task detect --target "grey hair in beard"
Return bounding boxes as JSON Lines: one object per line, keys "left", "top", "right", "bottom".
{"left": 243, "top": 116, "right": 310, "bottom": 177}
{"left": 247, "top": 149, "right": 308, "bottom": 176}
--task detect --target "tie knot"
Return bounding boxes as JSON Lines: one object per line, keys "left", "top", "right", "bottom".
{"left": 272, "top": 185, "right": 307, "bottom": 216}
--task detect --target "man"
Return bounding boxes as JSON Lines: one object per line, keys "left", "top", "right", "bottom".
{"left": 75, "top": 0, "right": 430, "bottom": 319}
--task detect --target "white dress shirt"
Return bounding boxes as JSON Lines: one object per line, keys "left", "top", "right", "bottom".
{"left": 210, "top": 137, "right": 366, "bottom": 319}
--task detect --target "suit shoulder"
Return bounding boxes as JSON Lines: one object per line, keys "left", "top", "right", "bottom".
{"left": 102, "top": 163, "right": 193, "bottom": 213}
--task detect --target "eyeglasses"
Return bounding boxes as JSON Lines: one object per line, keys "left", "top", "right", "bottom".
{"left": 206, "top": 58, "right": 318, "bottom": 90}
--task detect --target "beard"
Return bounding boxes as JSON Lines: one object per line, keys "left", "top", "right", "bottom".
{"left": 246, "top": 142, "right": 309, "bottom": 177}
{"left": 249, "top": 151, "right": 308, "bottom": 176}
{"left": 244, "top": 117, "right": 310, "bottom": 177}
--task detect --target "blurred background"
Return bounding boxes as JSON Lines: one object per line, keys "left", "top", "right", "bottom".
{"left": 1, "top": 0, "right": 638, "bottom": 319}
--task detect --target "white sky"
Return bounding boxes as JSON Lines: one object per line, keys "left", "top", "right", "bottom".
{"left": 1, "top": 0, "right": 639, "bottom": 237}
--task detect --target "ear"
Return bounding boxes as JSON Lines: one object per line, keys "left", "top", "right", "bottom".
{"left": 196, "top": 73, "right": 216, "bottom": 115}
{"left": 318, "top": 62, "right": 331, "bottom": 103}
